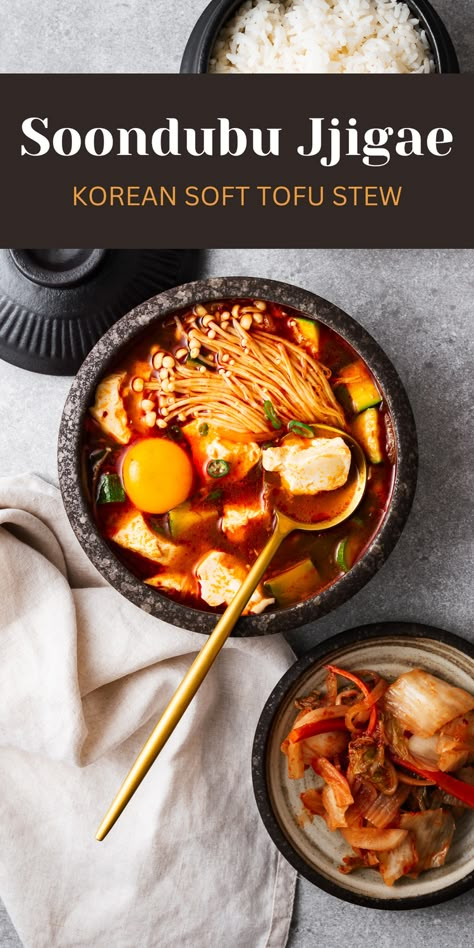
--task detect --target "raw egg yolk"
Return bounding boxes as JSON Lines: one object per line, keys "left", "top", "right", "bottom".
{"left": 122, "top": 438, "right": 194, "bottom": 514}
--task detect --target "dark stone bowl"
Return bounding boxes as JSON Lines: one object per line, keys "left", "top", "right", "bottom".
{"left": 252, "top": 622, "right": 474, "bottom": 908}
{"left": 58, "top": 276, "right": 418, "bottom": 636}
{"left": 181, "top": 0, "right": 459, "bottom": 74}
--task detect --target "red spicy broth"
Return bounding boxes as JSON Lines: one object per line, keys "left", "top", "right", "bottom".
{"left": 83, "top": 298, "right": 396, "bottom": 613}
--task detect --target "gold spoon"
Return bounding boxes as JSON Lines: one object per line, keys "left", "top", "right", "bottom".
{"left": 96, "top": 424, "right": 366, "bottom": 840}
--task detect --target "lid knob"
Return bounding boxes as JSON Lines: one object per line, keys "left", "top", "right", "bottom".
{"left": 9, "top": 249, "right": 107, "bottom": 288}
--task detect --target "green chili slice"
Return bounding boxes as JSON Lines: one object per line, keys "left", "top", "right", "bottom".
{"left": 263, "top": 399, "right": 282, "bottom": 430}
{"left": 287, "top": 421, "right": 315, "bottom": 438}
{"left": 207, "top": 459, "right": 230, "bottom": 478}
{"left": 198, "top": 423, "right": 209, "bottom": 436}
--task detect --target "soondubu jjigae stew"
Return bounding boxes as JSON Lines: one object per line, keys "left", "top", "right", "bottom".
{"left": 83, "top": 299, "right": 396, "bottom": 613}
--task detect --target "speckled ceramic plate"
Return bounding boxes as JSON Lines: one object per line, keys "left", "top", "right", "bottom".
{"left": 252, "top": 622, "right": 474, "bottom": 908}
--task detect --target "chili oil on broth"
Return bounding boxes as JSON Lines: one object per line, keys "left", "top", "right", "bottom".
{"left": 82, "top": 299, "right": 396, "bottom": 614}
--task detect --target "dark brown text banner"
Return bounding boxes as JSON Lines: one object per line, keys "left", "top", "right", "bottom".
{"left": 1, "top": 74, "right": 472, "bottom": 248}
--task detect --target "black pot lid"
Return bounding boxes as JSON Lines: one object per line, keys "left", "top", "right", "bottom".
{"left": 0, "top": 248, "right": 199, "bottom": 375}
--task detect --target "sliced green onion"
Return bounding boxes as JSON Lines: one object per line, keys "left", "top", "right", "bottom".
{"left": 187, "top": 356, "right": 208, "bottom": 370}
{"left": 97, "top": 472, "right": 126, "bottom": 504}
{"left": 263, "top": 399, "right": 282, "bottom": 430}
{"left": 199, "top": 423, "right": 209, "bottom": 436}
{"left": 207, "top": 459, "right": 230, "bottom": 479}
{"left": 207, "top": 488, "right": 223, "bottom": 502}
{"left": 288, "top": 421, "right": 315, "bottom": 438}
{"left": 167, "top": 424, "right": 184, "bottom": 441}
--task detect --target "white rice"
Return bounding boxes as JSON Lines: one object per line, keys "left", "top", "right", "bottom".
{"left": 210, "top": 0, "right": 435, "bottom": 73}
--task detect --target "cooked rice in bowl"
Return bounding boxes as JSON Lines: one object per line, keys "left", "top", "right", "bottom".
{"left": 210, "top": 0, "right": 435, "bottom": 73}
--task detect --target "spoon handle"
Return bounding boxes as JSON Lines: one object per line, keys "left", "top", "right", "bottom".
{"left": 95, "top": 520, "right": 289, "bottom": 841}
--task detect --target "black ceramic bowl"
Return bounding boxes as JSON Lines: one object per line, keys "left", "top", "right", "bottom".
{"left": 181, "top": 0, "right": 459, "bottom": 74}
{"left": 58, "top": 277, "right": 417, "bottom": 636}
{"left": 252, "top": 622, "right": 474, "bottom": 908}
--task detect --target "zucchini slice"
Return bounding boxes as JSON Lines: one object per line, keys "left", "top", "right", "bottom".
{"left": 335, "top": 534, "right": 363, "bottom": 573}
{"left": 96, "top": 472, "right": 126, "bottom": 504}
{"left": 335, "top": 537, "right": 352, "bottom": 573}
{"left": 336, "top": 360, "right": 382, "bottom": 415}
{"left": 294, "top": 317, "right": 320, "bottom": 349}
{"left": 352, "top": 408, "right": 384, "bottom": 464}
{"left": 265, "top": 558, "right": 319, "bottom": 608}
{"left": 169, "top": 501, "right": 218, "bottom": 537}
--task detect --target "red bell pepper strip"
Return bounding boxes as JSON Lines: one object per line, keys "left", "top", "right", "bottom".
{"left": 325, "top": 664, "right": 370, "bottom": 697}
{"left": 392, "top": 756, "right": 474, "bottom": 809}
{"left": 288, "top": 717, "right": 348, "bottom": 744}
{"left": 325, "top": 664, "right": 377, "bottom": 734}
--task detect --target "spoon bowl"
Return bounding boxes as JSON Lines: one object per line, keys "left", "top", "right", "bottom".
{"left": 96, "top": 426, "right": 367, "bottom": 840}
{"left": 271, "top": 423, "right": 367, "bottom": 534}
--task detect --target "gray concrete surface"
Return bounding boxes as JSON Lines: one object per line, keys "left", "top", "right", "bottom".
{"left": 0, "top": 0, "right": 473, "bottom": 72}
{"left": 1, "top": 2, "right": 474, "bottom": 943}
{"left": 0, "top": 247, "right": 473, "bottom": 945}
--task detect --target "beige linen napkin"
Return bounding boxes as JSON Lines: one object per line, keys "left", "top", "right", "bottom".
{"left": 0, "top": 474, "right": 297, "bottom": 948}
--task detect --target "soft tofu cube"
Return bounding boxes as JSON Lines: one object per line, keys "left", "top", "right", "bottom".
{"left": 221, "top": 498, "right": 269, "bottom": 542}
{"left": 110, "top": 511, "right": 177, "bottom": 565}
{"left": 182, "top": 421, "right": 261, "bottom": 482}
{"left": 90, "top": 372, "right": 131, "bottom": 445}
{"left": 196, "top": 550, "right": 274, "bottom": 615}
{"left": 262, "top": 436, "right": 351, "bottom": 494}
